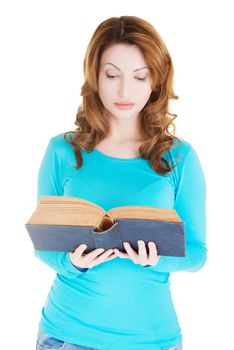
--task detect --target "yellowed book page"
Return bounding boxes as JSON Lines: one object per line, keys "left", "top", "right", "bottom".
{"left": 108, "top": 206, "right": 182, "bottom": 222}
{"left": 27, "top": 196, "right": 105, "bottom": 226}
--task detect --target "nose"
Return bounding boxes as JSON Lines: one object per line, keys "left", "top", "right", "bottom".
{"left": 118, "top": 77, "right": 133, "bottom": 98}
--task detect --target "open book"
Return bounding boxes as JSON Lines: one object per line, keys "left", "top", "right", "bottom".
{"left": 25, "top": 196, "right": 185, "bottom": 257}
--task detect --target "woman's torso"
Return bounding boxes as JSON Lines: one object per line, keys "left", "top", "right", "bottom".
{"left": 37, "top": 133, "right": 185, "bottom": 350}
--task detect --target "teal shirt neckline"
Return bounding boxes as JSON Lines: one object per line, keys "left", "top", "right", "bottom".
{"left": 91, "top": 147, "right": 143, "bottom": 161}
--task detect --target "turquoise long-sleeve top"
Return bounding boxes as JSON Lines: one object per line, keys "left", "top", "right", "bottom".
{"left": 35, "top": 132, "right": 207, "bottom": 350}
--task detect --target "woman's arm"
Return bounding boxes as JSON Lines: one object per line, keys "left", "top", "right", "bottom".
{"left": 34, "top": 137, "right": 88, "bottom": 277}
{"left": 145, "top": 145, "right": 207, "bottom": 273}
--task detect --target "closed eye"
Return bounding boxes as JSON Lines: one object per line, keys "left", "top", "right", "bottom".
{"left": 106, "top": 74, "right": 147, "bottom": 82}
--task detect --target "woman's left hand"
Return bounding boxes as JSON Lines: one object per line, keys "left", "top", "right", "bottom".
{"left": 114, "top": 240, "right": 160, "bottom": 267}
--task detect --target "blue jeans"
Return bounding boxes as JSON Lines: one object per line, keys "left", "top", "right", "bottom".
{"left": 36, "top": 328, "right": 183, "bottom": 350}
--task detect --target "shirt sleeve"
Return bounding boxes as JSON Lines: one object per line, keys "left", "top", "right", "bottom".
{"left": 145, "top": 144, "right": 207, "bottom": 273}
{"left": 34, "top": 137, "right": 89, "bottom": 277}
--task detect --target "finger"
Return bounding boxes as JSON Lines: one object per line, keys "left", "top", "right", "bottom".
{"left": 93, "top": 249, "right": 115, "bottom": 262}
{"left": 137, "top": 240, "right": 148, "bottom": 263}
{"left": 148, "top": 242, "right": 160, "bottom": 266}
{"left": 123, "top": 242, "right": 138, "bottom": 263}
{"left": 83, "top": 247, "right": 105, "bottom": 259}
{"left": 73, "top": 244, "right": 88, "bottom": 259}
{"left": 69, "top": 244, "right": 89, "bottom": 268}
{"left": 113, "top": 248, "right": 128, "bottom": 259}
{"left": 91, "top": 249, "right": 115, "bottom": 266}
{"left": 105, "top": 253, "right": 118, "bottom": 261}
{"left": 78, "top": 247, "right": 105, "bottom": 267}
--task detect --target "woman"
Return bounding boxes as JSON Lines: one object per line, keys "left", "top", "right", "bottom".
{"left": 35, "top": 16, "right": 207, "bottom": 350}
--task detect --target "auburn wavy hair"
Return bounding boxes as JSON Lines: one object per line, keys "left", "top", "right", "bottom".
{"left": 64, "top": 15, "right": 182, "bottom": 175}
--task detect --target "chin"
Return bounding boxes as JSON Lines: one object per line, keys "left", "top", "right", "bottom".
{"left": 112, "top": 112, "right": 138, "bottom": 120}
{"left": 107, "top": 107, "right": 140, "bottom": 119}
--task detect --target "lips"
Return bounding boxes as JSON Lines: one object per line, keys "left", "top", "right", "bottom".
{"left": 114, "top": 102, "right": 135, "bottom": 110}
{"left": 115, "top": 102, "right": 134, "bottom": 105}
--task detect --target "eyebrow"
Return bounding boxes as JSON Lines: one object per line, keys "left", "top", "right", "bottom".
{"left": 104, "top": 63, "right": 149, "bottom": 72}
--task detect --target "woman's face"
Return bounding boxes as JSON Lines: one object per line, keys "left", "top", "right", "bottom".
{"left": 98, "top": 43, "right": 153, "bottom": 121}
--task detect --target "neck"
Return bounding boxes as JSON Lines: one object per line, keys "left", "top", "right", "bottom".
{"left": 106, "top": 113, "right": 147, "bottom": 143}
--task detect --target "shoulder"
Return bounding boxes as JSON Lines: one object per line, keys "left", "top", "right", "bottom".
{"left": 167, "top": 136, "right": 205, "bottom": 191}
{"left": 50, "top": 132, "right": 72, "bottom": 145}
{"left": 45, "top": 132, "right": 76, "bottom": 165}
{"left": 49, "top": 132, "right": 74, "bottom": 153}
{"left": 164, "top": 137, "right": 203, "bottom": 185}
{"left": 170, "top": 137, "right": 192, "bottom": 157}
{"left": 166, "top": 137, "right": 194, "bottom": 168}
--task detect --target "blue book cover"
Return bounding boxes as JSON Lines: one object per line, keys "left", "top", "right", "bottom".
{"left": 25, "top": 196, "right": 185, "bottom": 257}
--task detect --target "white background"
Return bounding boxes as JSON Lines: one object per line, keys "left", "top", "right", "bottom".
{"left": 1, "top": 1, "right": 233, "bottom": 349}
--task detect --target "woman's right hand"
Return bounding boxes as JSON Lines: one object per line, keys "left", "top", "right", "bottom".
{"left": 69, "top": 244, "right": 117, "bottom": 269}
